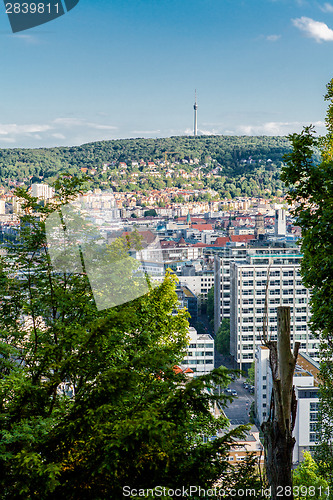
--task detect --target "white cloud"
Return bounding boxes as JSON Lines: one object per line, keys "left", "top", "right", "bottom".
{"left": 180, "top": 121, "right": 326, "bottom": 137}
{"left": 0, "top": 118, "right": 118, "bottom": 148}
{"left": 320, "top": 3, "right": 333, "bottom": 13}
{"left": 235, "top": 120, "right": 326, "bottom": 136}
{"left": 53, "top": 118, "right": 117, "bottom": 130}
{"left": 9, "top": 33, "right": 40, "bottom": 44}
{"left": 0, "top": 124, "right": 51, "bottom": 136}
{"left": 51, "top": 133, "right": 66, "bottom": 140}
{"left": 266, "top": 34, "right": 281, "bottom": 41}
{"left": 292, "top": 16, "right": 333, "bottom": 42}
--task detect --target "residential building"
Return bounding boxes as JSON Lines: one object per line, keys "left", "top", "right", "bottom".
{"left": 224, "top": 425, "right": 264, "bottom": 467}
{"left": 214, "top": 243, "right": 302, "bottom": 332}
{"left": 181, "top": 327, "right": 215, "bottom": 374}
{"left": 176, "top": 286, "right": 198, "bottom": 325}
{"left": 275, "top": 209, "right": 286, "bottom": 237}
{"left": 177, "top": 271, "right": 214, "bottom": 303}
{"left": 31, "top": 183, "right": 54, "bottom": 200}
{"left": 229, "top": 251, "right": 317, "bottom": 371}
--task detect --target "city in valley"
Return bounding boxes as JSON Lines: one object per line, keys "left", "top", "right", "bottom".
{"left": 0, "top": 145, "right": 319, "bottom": 468}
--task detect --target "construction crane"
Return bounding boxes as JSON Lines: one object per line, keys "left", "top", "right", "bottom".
{"left": 164, "top": 151, "right": 179, "bottom": 168}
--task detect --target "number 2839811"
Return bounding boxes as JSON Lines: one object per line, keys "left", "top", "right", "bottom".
{"left": 5, "top": 3, "right": 60, "bottom": 14}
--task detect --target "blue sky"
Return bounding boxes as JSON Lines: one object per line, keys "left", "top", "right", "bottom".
{"left": 1, "top": 0, "right": 333, "bottom": 147}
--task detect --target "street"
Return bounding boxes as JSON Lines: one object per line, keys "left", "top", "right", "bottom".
{"left": 222, "top": 377, "right": 254, "bottom": 425}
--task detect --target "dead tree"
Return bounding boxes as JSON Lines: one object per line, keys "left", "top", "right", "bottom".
{"left": 261, "top": 302, "right": 300, "bottom": 499}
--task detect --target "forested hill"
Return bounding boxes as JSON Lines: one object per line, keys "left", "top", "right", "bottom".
{"left": 0, "top": 135, "right": 292, "bottom": 198}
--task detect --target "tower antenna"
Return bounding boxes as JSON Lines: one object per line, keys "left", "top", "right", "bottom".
{"left": 194, "top": 89, "right": 198, "bottom": 136}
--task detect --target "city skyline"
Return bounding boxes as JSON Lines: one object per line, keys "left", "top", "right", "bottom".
{"left": 1, "top": 0, "right": 333, "bottom": 148}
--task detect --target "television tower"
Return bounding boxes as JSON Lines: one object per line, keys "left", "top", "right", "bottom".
{"left": 194, "top": 89, "right": 198, "bottom": 136}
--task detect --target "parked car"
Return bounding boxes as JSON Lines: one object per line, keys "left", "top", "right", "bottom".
{"left": 249, "top": 386, "right": 254, "bottom": 394}
{"left": 231, "top": 390, "right": 238, "bottom": 396}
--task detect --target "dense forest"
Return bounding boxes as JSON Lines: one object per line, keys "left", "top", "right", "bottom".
{"left": 0, "top": 135, "right": 292, "bottom": 198}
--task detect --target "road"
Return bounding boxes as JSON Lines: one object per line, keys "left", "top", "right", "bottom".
{"left": 197, "top": 313, "right": 255, "bottom": 426}
{"left": 222, "top": 377, "right": 254, "bottom": 425}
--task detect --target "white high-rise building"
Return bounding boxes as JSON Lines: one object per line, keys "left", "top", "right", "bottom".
{"left": 214, "top": 244, "right": 305, "bottom": 334}
{"left": 274, "top": 209, "right": 286, "bottom": 237}
{"left": 255, "top": 346, "right": 320, "bottom": 463}
{"left": 31, "top": 183, "right": 54, "bottom": 200}
{"left": 181, "top": 327, "right": 215, "bottom": 374}
{"left": 0, "top": 199, "right": 5, "bottom": 215}
{"left": 228, "top": 250, "right": 318, "bottom": 371}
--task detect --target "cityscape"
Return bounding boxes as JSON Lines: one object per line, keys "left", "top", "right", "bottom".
{"left": 1, "top": 0, "right": 333, "bottom": 497}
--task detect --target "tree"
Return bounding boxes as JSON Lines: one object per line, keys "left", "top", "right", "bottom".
{"left": 0, "top": 177, "right": 262, "bottom": 499}
{"left": 293, "top": 452, "right": 329, "bottom": 500}
{"left": 281, "top": 77, "right": 333, "bottom": 489}
{"left": 246, "top": 362, "right": 255, "bottom": 386}
{"left": 215, "top": 319, "right": 230, "bottom": 355}
{"left": 261, "top": 307, "right": 300, "bottom": 500}
{"left": 143, "top": 209, "right": 157, "bottom": 217}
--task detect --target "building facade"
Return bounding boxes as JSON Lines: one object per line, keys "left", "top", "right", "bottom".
{"left": 181, "top": 327, "right": 215, "bottom": 374}
{"left": 229, "top": 251, "right": 318, "bottom": 371}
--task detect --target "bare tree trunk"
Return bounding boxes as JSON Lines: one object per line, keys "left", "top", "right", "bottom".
{"left": 261, "top": 306, "right": 300, "bottom": 500}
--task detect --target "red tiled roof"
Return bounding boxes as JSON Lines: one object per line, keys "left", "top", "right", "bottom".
{"left": 212, "top": 236, "right": 230, "bottom": 247}
{"left": 230, "top": 234, "right": 255, "bottom": 242}
{"left": 178, "top": 217, "right": 206, "bottom": 223}
{"left": 161, "top": 240, "right": 176, "bottom": 248}
{"left": 191, "top": 224, "right": 213, "bottom": 231}
{"left": 121, "top": 230, "right": 156, "bottom": 246}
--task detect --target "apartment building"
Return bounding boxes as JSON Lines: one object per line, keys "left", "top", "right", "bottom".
{"left": 31, "top": 183, "right": 54, "bottom": 200}
{"left": 229, "top": 250, "right": 318, "bottom": 371}
{"left": 214, "top": 245, "right": 249, "bottom": 333}
{"left": 181, "top": 327, "right": 215, "bottom": 374}
{"left": 214, "top": 243, "right": 305, "bottom": 333}
{"left": 255, "top": 346, "right": 320, "bottom": 463}
{"left": 177, "top": 273, "right": 214, "bottom": 302}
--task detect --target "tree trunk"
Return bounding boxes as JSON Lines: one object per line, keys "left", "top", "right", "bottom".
{"left": 261, "top": 306, "right": 300, "bottom": 500}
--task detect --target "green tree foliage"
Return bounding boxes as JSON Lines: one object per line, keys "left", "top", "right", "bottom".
{"left": 292, "top": 452, "right": 329, "bottom": 500}
{"left": 0, "top": 178, "right": 262, "bottom": 499}
{"left": 143, "top": 209, "right": 157, "bottom": 217}
{"left": 247, "top": 362, "right": 255, "bottom": 386}
{"left": 215, "top": 319, "right": 230, "bottom": 355}
{"left": 0, "top": 135, "right": 291, "bottom": 197}
{"left": 281, "top": 78, "right": 333, "bottom": 490}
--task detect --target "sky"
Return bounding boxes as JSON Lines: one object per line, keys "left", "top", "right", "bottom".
{"left": 1, "top": 0, "right": 333, "bottom": 148}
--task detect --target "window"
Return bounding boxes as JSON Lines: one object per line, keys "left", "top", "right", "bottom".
{"left": 310, "top": 402, "right": 319, "bottom": 411}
